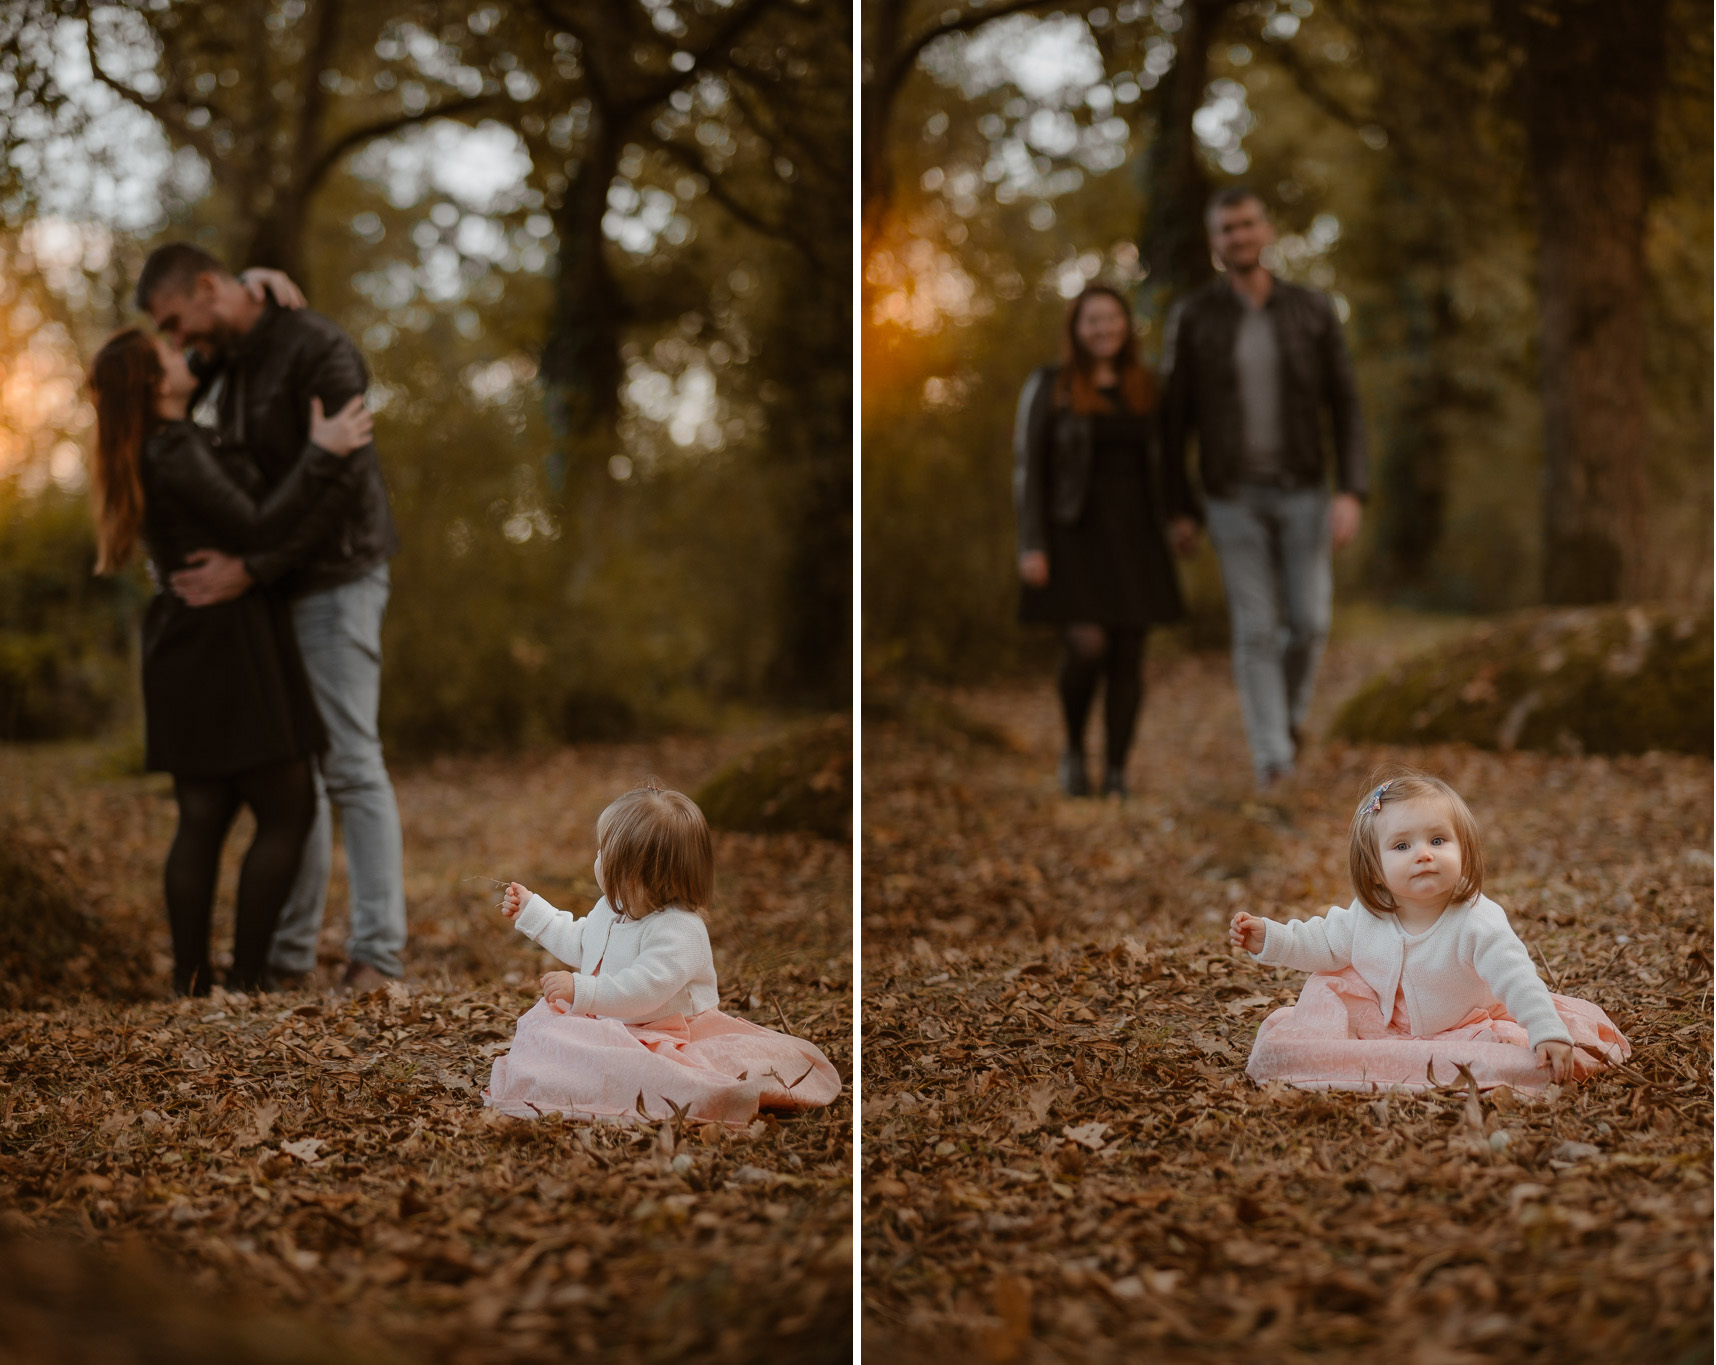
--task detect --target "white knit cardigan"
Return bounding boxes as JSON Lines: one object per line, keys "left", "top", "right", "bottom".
{"left": 1251, "top": 893, "right": 1573, "bottom": 1049}
{"left": 512, "top": 893, "right": 719, "bottom": 1024}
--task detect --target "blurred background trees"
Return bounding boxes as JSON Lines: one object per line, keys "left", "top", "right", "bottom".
{"left": 0, "top": 0, "right": 849, "bottom": 751}
{"left": 862, "top": 0, "right": 1711, "bottom": 683}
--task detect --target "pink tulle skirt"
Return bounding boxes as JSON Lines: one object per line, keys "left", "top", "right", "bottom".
{"left": 1245, "top": 967, "right": 1631, "bottom": 1094}
{"left": 483, "top": 1000, "right": 842, "bottom": 1125}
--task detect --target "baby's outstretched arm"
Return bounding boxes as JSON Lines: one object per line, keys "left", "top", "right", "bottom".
{"left": 1239, "top": 902, "right": 1359, "bottom": 973}
{"left": 504, "top": 886, "right": 588, "bottom": 968}
{"left": 1229, "top": 912, "right": 1268, "bottom": 954}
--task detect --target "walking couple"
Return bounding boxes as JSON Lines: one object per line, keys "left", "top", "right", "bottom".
{"left": 1015, "top": 187, "right": 1368, "bottom": 796}
{"left": 86, "top": 244, "right": 406, "bottom": 997}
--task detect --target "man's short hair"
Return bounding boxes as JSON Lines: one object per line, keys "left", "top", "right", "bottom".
{"left": 1206, "top": 185, "right": 1268, "bottom": 220}
{"left": 135, "top": 243, "right": 229, "bottom": 312}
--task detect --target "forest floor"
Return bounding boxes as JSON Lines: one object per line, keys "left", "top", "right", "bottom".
{"left": 861, "top": 616, "right": 1712, "bottom": 1363}
{"left": 0, "top": 725, "right": 851, "bottom": 1365}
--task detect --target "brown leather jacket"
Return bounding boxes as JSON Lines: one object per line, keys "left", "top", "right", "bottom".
{"left": 197, "top": 300, "right": 399, "bottom": 594}
{"left": 140, "top": 420, "right": 354, "bottom": 582}
{"left": 1160, "top": 276, "right": 1368, "bottom": 521}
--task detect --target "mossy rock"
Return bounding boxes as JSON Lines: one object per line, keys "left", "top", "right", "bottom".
{"left": 1332, "top": 604, "right": 1712, "bottom": 756}
{"left": 695, "top": 716, "right": 850, "bottom": 841}
{"left": 861, "top": 686, "right": 1014, "bottom": 751}
{"left": 0, "top": 818, "right": 149, "bottom": 1005}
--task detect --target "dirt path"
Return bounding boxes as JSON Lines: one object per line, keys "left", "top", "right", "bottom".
{"left": 0, "top": 728, "right": 851, "bottom": 1364}
{"left": 861, "top": 631, "right": 1711, "bottom": 1362}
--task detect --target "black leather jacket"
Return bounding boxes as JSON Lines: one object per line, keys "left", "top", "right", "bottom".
{"left": 197, "top": 300, "right": 399, "bottom": 594}
{"left": 140, "top": 420, "right": 355, "bottom": 583}
{"left": 1160, "top": 276, "right": 1368, "bottom": 520}
{"left": 1013, "top": 366, "right": 1171, "bottom": 556}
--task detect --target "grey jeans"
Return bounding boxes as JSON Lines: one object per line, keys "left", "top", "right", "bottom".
{"left": 1203, "top": 486, "right": 1333, "bottom": 781}
{"left": 268, "top": 564, "right": 406, "bottom": 977}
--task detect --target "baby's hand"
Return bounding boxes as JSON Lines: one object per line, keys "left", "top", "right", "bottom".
{"left": 1228, "top": 911, "right": 1266, "bottom": 955}
{"left": 541, "top": 970, "right": 578, "bottom": 1011}
{"left": 1535, "top": 1040, "right": 1574, "bottom": 1083}
{"left": 502, "top": 882, "right": 531, "bottom": 920}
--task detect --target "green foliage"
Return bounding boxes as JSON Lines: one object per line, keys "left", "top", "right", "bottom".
{"left": 357, "top": 312, "right": 793, "bottom": 756}
{"left": 694, "top": 715, "right": 850, "bottom": 841}
{"left": 0, "top": 485, "right": 140, "bottom": 740}
{"left": 1332, "top": 604, "right": 1713, "bottom": 756}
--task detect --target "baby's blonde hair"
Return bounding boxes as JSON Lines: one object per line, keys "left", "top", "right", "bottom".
{"left": 596, "top": 781, "right": 713, "bottom": 918}
{"left": 1348, "top": 765, "right": 1485, "bottom": 916}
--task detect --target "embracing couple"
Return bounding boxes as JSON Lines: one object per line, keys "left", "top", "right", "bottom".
{"left": 86, "top": 244, "right": 405, "bottom": 997}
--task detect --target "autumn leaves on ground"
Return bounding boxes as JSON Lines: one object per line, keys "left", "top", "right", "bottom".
{"left": 862, "top": 623, "right": 1711, "bottom": 1363}
{"left": 0, "top": 728, "right": 851, "bottom": 1365}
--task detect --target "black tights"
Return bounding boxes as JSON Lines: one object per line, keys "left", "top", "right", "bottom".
{"left": 165, "top": 758, "right": 316, "bottom": 996}
{"left": 1057, "top": 624, "right": 1147, "bottom": 770}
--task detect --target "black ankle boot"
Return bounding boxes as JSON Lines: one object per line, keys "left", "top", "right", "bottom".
{"left": 1102, "top": 763, "right": 1128, "bottom": 799}
{"left": 1058, "top": 750, "right": 1090, "bottom": 797}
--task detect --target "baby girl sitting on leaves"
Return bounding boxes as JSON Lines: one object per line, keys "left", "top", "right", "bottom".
{"left": 482, "top": 782, "right": 839, "bottom": 1125}
{"left": 1229, "top": 767, "right": 1629, "bottom": 1093}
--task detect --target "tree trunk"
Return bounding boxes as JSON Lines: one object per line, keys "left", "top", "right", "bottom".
{"left": 539, "top": 113, "right": 628, "bottom": 494}
{"left": 1373, "top": 185, "right": 1457, "bottom": 591}
{"left": 1509, "top": 0, "right": 1667, "bottom": 603}
{"left": 860, "top": 0, "right": 910, "bottom": 271}
{"left": 238, "top": 0, "right": 340, "bottom": 282}
{"left": 1137, "top": 0, "right": 1235, "bottom": 321}
{"left": 240, "top": 197, "right": 306, "bottom": 279}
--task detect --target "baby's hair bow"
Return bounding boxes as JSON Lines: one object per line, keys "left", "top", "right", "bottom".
{"left": 1367, "top": 780, "right": 1394, "bottom": 814}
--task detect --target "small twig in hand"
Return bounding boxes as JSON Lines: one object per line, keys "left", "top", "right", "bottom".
{"left": 461, "top": 875, "right": 509, "bottom": 908}
{"left": 1574, "top": 1040, "right": 1647, "bottom": 1081}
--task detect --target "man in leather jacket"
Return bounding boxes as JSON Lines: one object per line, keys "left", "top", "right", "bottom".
{"left": 138, "top": 243, "right": 406, "bottom": 993}
{"left": 1161, "top": 189, "right": 1368, "bottom": 789}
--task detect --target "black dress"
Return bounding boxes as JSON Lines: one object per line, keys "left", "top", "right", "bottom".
{"left": 138, "top": 421, "right": 348, "bottom": 777}
{"left": 1019, "top": 386, "right": 1184, "bottom": 627}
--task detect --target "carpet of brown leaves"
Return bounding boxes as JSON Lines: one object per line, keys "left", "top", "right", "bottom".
{"left": 862, "top": 624, "right": 1711, "bottom": 1363}
{"left": 0, "top": 726, "right": 851, "bottom": 1364}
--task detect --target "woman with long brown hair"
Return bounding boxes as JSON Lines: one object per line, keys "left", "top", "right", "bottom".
{"left": 1013, "top": 285, "right": 1184, "bottom": 797}
{"left": 88, "top": 327, "right": 372, "bottom": 994}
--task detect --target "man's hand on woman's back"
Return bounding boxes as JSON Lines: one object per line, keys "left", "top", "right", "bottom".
{"left": 170, "top": 550, "right": 252, "bottom": 606}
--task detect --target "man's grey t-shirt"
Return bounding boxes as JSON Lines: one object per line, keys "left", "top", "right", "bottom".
{"left": 1233, "top": 296, "right": 1285, "bottom": 484}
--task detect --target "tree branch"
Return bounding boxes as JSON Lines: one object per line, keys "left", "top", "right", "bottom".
{"left": 876, "top": 0, "right": 1067, "bottom": 110}
{"left": 1261, "top": 34, "right": 1375, "bottom": 133}
{"left": 617, "top": 0, "right": 780, "bottom": 118}
{"left": 643, "top": 130, "right": 822, "bottom": 265}
{"left": 302, "top": 93, "right": 500, "bottom": 195}
{"left": 78, "top": 6, "right": 220, "bottom": 165}
{"left": 722, "top": 64, "right": 847, "bottom": 187}
{"left": 530, "top": 0, "right": 614, "bottom": 110}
